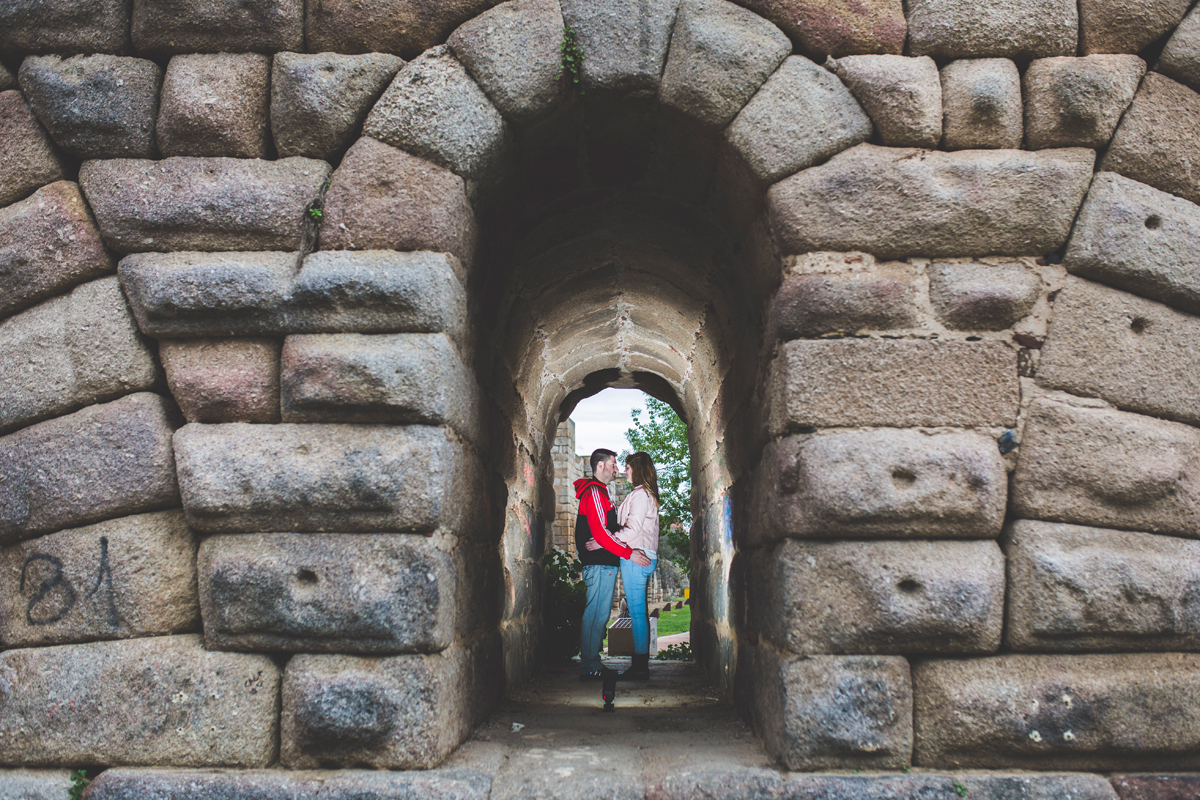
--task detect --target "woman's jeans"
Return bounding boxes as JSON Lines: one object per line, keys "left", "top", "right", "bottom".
{"left": 620, "top": 552, "right": 658, "bottom": 655}
{"left": 580, "top": 564, "right": 618, "bottom": 674}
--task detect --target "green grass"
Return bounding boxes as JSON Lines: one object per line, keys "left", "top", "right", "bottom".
{"left": 654, "top": 605, "right": 691, "bottom": 636}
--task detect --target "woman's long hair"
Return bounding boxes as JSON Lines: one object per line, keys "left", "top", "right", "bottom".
{"left": 625, "top": 451, "right": 660, "bottom": 508}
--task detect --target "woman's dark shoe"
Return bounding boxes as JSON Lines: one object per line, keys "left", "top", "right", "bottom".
{"left": 619, "top": 653, "right": 650, "bottom": 681}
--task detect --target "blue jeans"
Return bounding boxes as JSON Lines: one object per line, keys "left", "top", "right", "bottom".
{"left": 580, "top": 564, "right": 618, "bottom": 674}
{"left": 620, "top": 554, "right": 658, "bottom": 655}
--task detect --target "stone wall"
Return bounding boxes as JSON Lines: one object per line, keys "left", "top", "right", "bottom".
{"left": 6, "top": 0, "right": 1200, "bottom": 790}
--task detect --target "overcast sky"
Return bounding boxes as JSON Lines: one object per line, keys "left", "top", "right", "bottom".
{"left": 569, "top": 388, "right": 647, "bottom": 456}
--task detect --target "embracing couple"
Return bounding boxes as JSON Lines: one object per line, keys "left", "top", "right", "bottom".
{"left": 574, "top": 448, "right": 660, "bottom": 682}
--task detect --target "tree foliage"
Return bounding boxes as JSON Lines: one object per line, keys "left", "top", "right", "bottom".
{"left": 623, "top": 397, "right": 691, "bottom": 573}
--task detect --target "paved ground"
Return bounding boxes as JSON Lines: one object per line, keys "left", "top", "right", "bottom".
{"left": 444, "top": 658, "right": 775, "bottom": 799}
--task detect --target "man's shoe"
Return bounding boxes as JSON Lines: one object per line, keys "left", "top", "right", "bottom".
{"left": 580, "top": 669, "right": 605, "bottom": 681}
{"left": 619, "top": 653, "right": 650, "bottom": 681}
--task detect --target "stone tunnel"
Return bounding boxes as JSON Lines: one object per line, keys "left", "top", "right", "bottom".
{"left": 4, "top": 0, "right": 1200, "bottom": 795}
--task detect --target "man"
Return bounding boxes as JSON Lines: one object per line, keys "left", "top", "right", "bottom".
{"left": 574, "top": 448, "right": 650, "bottom": 680}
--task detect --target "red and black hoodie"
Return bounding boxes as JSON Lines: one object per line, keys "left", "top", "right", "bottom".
{"left": 573, "top": 477, "right": 633, "bottom": 567}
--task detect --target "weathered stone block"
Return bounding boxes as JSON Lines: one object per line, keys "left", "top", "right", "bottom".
{"left": 1159, "top": 6, "right": 1200, "bottom": 93}
{"left": 835, "top": 55, "right": 941, "bottom": 148}
{"left": 1013, "top": 397, "right": 1200, "bottom": 537}
{"left": 1080, "top": 0, "right": 1191, "bottom": 55}
{"left": 1065, "top": 172, "right": 1200, "bottom": 314}
{"left": 658, "top": 0, "right": 790, "bottom": 130}
{"left": 1111, "top": 775, "right": 1200, "bottom": 800}
{"left": 0, "top": 181, "right": 113, "bottom": 320}
{"left": 0, "top": 64, "right": 13, "bottom": 90}
{"left": 0, "top": 771, "right": 73, "bottom": 800}
{"left": 319, "top": 137, "right": 476, "bottom": 269}
{"left": 957, "top": 774, "right": 1119, "bottom": 800}
{"left": 559, "top": 0, "right": 679, "bottom": 93}
{"left": 306, "top": 0, "right": 494, "bottom": 60}
{"left": 1024, "top": 56, "right": 1145, "bottom": 150}
{"left": 771, "top": 266, "right": 919, "bottom": 338}
{"left": 940, "top": 58, "right": 1023, "bottom": 150}
{"left": 280, "top": 635, "right": 500, "bottom": 769}
{"left": 929, "top": 260, "right": 1042, "bottom": 330}
{"left": 80, "top": 157, "right": 331, "bottom": 253}
{"left": 0, "top": 277, "right": 158, "bottom": 435}
{"left": 769, "top": 144, "right": 1094, "bottom": 258}
{"left": 913, "top": 653, "right": 1200, "bottom": 769}
{"left": 17, "top": 55, "right": 162, "bottom": 159}
{"left": 199, "top": 533, "right": 459, "bottom": 654}
{"left": 271, "top": 52, "right": 404, "bottom": 160}
{"left": 0, "top": 91, "right": 66, "bottom": 208}
{"left": 725, "top": 56, "right": 871, "bottom": 186}
{"left": 747, "top": 647, "right": 912, "bottom": 770}
{"left": 81, "top": 768, "right": 493, "bottom": 800}
{"left": 363, "top": 47, "right": 507, "bottom": 183}
{"left": 1038, "top": 277, "right": 1200, "bottom": 426}
{"left": 1006, "top": 519, "right": 1200, "bottom": 652}
{"left": 448, "top": 0, "right": 564, "bottom": 127}
{"left": 771, "top": 339, "right": 1019, "bottom": 431}
{"left": 730, "top": 0, "right": 906, "bottom": 58}
{"left": 753, "top": 429, "right": 1008, "bottom": 542}
{"left": 0, "top": 393, "right": 179, "bottom": 546}
{"left": 131, "top": 0, "right": 303, "bottom": 54}
{"left": 0, "top": 635, "right": 278, "bottom": 767}
{"left": 907, "top": 0, "right": 1077, "bottom": 58}
{"left": 157, "top": 54, "right": 271, "bottom": 159}
{"left": 1102, "top": 73, "right": 1200, "bottom": 206}
{"left": 281, "top": 333, "right": 479, "bottom": 437}
{"left": 160, "top": 338, "right": 281, "bottom": 423}
{"left": 0, "top": 510, "right": 198, "bottom": 648}
{"left": 755, "top": 539, "right": 1004, "bottom": 654}
{"left": 174, "top": 423, "right": 478, "bottom": 534}
{"left": 0, "top": 0, "right": 130, "bottom": 55}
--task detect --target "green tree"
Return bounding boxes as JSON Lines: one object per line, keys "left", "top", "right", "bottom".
{"left": 623, "top": 397, "right": 691, "bottom": 573}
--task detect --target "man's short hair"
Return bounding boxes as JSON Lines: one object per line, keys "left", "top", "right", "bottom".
{"left": 590, "top": 448, "right": 617, "bottom": 473}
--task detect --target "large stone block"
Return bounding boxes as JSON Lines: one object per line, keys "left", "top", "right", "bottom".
{"left": 280, "top": 333, "right": 479, "bottom": 439}
{"left": 834, "top": 55, "right": 941, "bottom": 148}
{"left": 755, "top": 539, "right": 1005, "bottom": 654}
{"left": 306, "top": 0, "right": 495, "bottom": 60}
{"left": 769, "top": 144, "right": 1095, "bottom": 259}
{"left": 771, "top": 264, "right": 920, "bottom": 338}
{"left": 752, "top": 429, "right": 1008, "bottom": 543}
{"left": 0, "top": 510, "right": 198, "bottom": 648}
{"left": 0, "top": 771, "right": 74, "bottom": 800}
{"left": 1111, "top": 775, "right": 1200, "bottom": 800}
{"left": 658, "top": 0, "right": 790, "bottom": 130}
{"left": 725, "top": 56, "right": 872, "bottom": 186}
{"left": 160, "top": 338, "right": 281, "bottom": 423}
{"left": 131, "top": 0, "right": 303, "bottom": 54}
{"left": 0, "top": 277, "right": 158, "bottom": 435}
{"left": 280, "top": 635, "right": 500, "bottom": 769}
{"left": 929, "top": 260, "right": 1043, "bottom": 330}
{"left": 559, "top": 0, "right": 679, "bottom": 93}
{"left": 746, "top": 646, "right": 912, "bottom": 770}
{"left": 0, "top": 393, "right": 180, "bottom": 546}
{"left": 1024, "top": 56, "right": 1145, "bottom": 150}
{"left": 1159, "top": 6, "right": 1200, "bottom": 92}
{"left": 1102, "top": 73, "right": 1200, "bottom": 206}
{"left": 17, "top": 55, "right": 162, "bottom": 159}
{"left": 174, "top": 423, "right": 479, "bottom": 534}
{"left": 1038, "top": 277, "right": 1200, "bottom": 426}
{"left": 1006, "top": 519, "right": 1200, "bottom": 652}
{"left": 940, "top": 58, "right": 1023, "bottom": 150}
{"left": 730, "top": 0, "right": 906, "bottom": 58}
{"left": 0, "top": 181, "right": 113, "bottom": 320}
{"left": 0, "top": 636, "right": 276, "bottom": 767}
{"left": 157, "top": 54, "right": 271, "bottom": 159}
{"left": 913, "top": 653, "right": 1200, "bottom": 769}
{"left": 199, "top": 533, "right": 461, "bottom": 654}
{"left": 907, "top": 0, "right": 1077, "bottom": 58}
{"left": 0, "top": 0, "right": 130, "bottom": 55}
{"left": 1079, "top": 0, "right": 1191, "bottom": 55}
{"left": 271, "top": 52, "right": 404, "bottom": 160}
{"left": 448, "top": 0, "right": 564, "bottom": 127}
{"left": 0, "top": 64, "right": 13, "bottom": 90}
{"left": 771, "top": 339, "right": 1019, "bottom": 431}
{"left": 79, "top": 157, "right": 331, "bottom": 253}
{"left": 1013, "top": 397, "right": 1200, "bottom": 537}
{"left": 81, "top": 768, "right": 492, "bottom": 800}
{"left": 0, "top": 91, "right": 66, "bottom": 208}
{"left": 319, "top": 137, "right": 476, "bottom": 269}
{"left": 1064, "top": 172, "right": 1200, "bottom": 314}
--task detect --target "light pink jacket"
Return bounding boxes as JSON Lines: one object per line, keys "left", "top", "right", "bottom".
{"left": 616, "top": 485, "right": 659, "bottom": 554}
